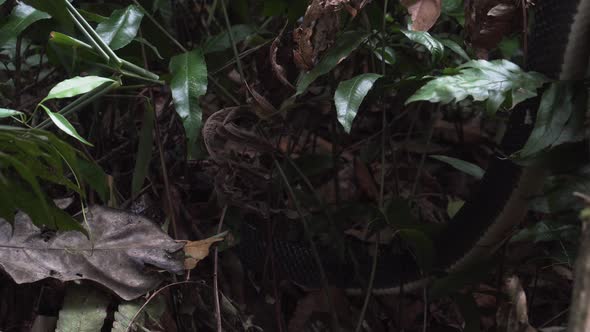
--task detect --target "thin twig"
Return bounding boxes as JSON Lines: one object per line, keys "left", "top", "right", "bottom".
{"left": 213, "top": 204, "right": 228, "bottom": 332}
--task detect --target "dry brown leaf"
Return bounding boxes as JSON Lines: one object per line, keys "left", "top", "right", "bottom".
{"left": 270, "top": 33, "right": 295, "bottom": 90}
{"left": 400, "top": 0, "right": 442, "bottom": 31}
{"left": 465, "top": 0, "right": 521, "bottom": 52}
{"left": 183, "top": 231, "right": 228, "bottom": 270}
{"left": 497, "top": 275, "right": 536, "bottom": 332}
{"left": 287, "top": 287, "right": 350, "bottom": 332}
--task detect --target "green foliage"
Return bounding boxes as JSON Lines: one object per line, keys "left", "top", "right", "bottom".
{"left": 334, "top": 73, "right": 382, "bottom": 133}
{"left": 203, "top": 24, "right": 256, "bottom": 54}
{"left": 43, "top": 76, "right": 115, "bottom": 101}
{"left": 0, "top": 126, "right": 105, "bottom": 231}
{"left": 131, "top": 102, "right": 155, "bottom": 198}
{"left": 515, "top": 82, "right": 587, "bottom": 160}
{"left": 406, "top": 59, "right": 548, "bottom": 114}
{"left": 55, "top": 285, "right": 109, "bottom": 332}
{"left": 112, "top": 295, "right": 166, "bottom": 332}
{"left": 0, "top": 2, "right": 50, "bottom": 47}
{"left": 169, "top": 48, "right": 208, "bottom": 160}
{"left": 296, "top": 31, "right": 370, "bottom": 95}
{"left": 430, "top": 155, "right": 484, "bottom": 179}
{"left": 402, "top": 29, "right": 444, "bottom": 61}
{"left": 95, "top": 5, "right": 144, "bottom": 50}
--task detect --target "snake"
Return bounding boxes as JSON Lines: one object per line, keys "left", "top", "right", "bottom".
{"left": 204, "top": 0, "right": 590, "bottom": 295}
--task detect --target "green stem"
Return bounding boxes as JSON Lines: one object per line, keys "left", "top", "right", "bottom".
{"left": 65, "top": 8, "right": 109, "bottom": 61}
{"left": 64, "top": 1, "right": 121, "bottom": 66}
{"left": 220, "top": 0, "right": 245, "bottom": 81}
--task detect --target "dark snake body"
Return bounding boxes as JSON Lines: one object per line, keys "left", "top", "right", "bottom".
{"left": 208, "top": 0, "right": 590, "bottom": 294}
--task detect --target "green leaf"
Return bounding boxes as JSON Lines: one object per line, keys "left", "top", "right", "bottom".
{"left": 96, "top": 5, "right": 144, "bottom": 50}
{"left": 516, "top": 82, "right": 586, "bottom": 159}
{"left": 112, "top": 295, "right": 165, "bottom": 332}
{"left": 0, "top": 2, "right": 51, "bottom": 47}
{"left": 77, "top": 158, "right": 108, "bottom": 203}
{"left": 169, "top": 48, "right": 208, "bottom": 160}
{"left": 334, "top": 73, "right": 382, "bottom": 133}
{"left": 406, "top": 59, "right": 548, "bottom": 114}
{"left": 22, "top": 0, "right": 73, "bottom": 33}
{"left": 296, "top": 31, "right": 369, "bottom": 95}
{"left": 49, "top": 31, "right": 93, "bottom": 50}
{"left": 430, "top": 155, "right": 484, "bottom": 179}
{"left": 401, "top": 30, "right": 444, "bottom": 61}
{"left": 131, "top": 103, "right": 154, "bottom": 198}
{"left": 203, "top": 24, "right": 256, "bottom": 54}
{"left": 55, "top": 285, "right": 109, "bottom": 332}
{"left": 0, "top": 108, "right": 23, "bottom": 119}
{"left": 439, "top": 38, "right": 470, "bottom": 61}
{"left": 43, "top": 76, "right": 114, "bottom": 101}
{"left": 0, "top": 0, "right": 6, "bottom": 5}
{"left": 40, "top": 105, "right": 93, "bottom": 146}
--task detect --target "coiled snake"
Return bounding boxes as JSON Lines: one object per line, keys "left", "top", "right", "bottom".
{"left": 204, "top": 0, "right": 590, "bottom": 294}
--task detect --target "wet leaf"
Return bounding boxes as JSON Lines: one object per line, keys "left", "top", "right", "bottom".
{"left": 0, "top": 108, "right": 23, "bottom": 119}
{"left": 112, "top": 295, "right": 165, "bottom": 332}
{"left": 402, "top": 29, "right": 444, "bottom": 60}
{"left": 516, "top": 82, "right": 586, "bottom": 159}
{"left": 43, "top": 76, "right": 115, "bottom": 101}
{"left": 96, "top": 5, "right": 144, "bottom": 50}
{"left": 334, "top": 73, "right": 382, "bottom": 133}
{"left": 169, "top": 49, "right": 208, "bottom": 160}
{"left": 296, "top": 31, "right": 369, "bottom": 95}
{"left": 439, "top": 38, "right": 470, "bottom": 61}
{"left": 40, "top": 105, "right": 93, "bottom": 146}
{"left": 430, "top": 155, "right": 484, "bottom": 179}
{"left": 406, "top": 59, "right": 548, "bottom": 114}
{"left": 0, "top": 206, "right": 184, "bottom": 300}
{"left": 0, "top": 2, "right": 50, "bottom": 47}
{"left": 49, "top": 31, "right": 93, "bottom": 50}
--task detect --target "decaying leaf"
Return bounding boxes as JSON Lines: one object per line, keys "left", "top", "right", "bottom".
{"left": 465, "top": 0, "right": 521, "bottom": 52}
{"left": 0, "top": 206, "right": 184, "bottom": 300}
{"left": 183, "top": 231, "right": 228, "bottom": 269}
{"left": 400, "top": 0, "right": 442, "bottom": 31}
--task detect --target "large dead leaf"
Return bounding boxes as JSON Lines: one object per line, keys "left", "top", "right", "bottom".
{"left": 401, "top": 0, "right": 442, "bottom": 31}
{"left": 0, "top": 206, "right": 184, "bottom": 300}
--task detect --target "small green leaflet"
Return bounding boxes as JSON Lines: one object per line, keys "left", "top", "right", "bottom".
{"left": 296, "top": 31, "right": 369, "bottom": 95}
{"left": 0, "top": 108, "right": 23, "bottom": 119}
{"left": 44, "top": 76, "right": 115, "bottom": 101}
{"left": 406, "top": 59, "right": 548, "bottom": 114}
{"left": 334, "top": 73, "right": 382, "bottom": 133}
{"left": 96, "top": 5, "right": 144, "bottom": 50}
{"left": 169, "top": 48, "right": 208, "bottom": 160}
{"left": 430, "top": 155, "right": 484, "bottom": 179}
{"left": 55, "top": 285, "right": 109, "bottom": 332}
{"left": 40, "top": 105, "right": 93, "bottom": 146}
{"left": 49, "top": 31, "right": 93, "bottom": 50}
{"left": 439, "top": 38, "right": 470, "bottom": 61}
{"left": 0, "top": 2, "right": 51, "bottom": 47}
{"left": 402, "top": 30, "right": 444, "bottom": 61}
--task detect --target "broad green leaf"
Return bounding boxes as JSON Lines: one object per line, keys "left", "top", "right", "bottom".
{"left": 516, "top": 82, "right": 585, "bottom": 159}
{"left": 44, "top": 76, "right": 114, "bottom": 101}
{"left": 441, "top": 0, "right": 462, "bottom": 13}
{"left": 430, "top": 155, "right": 484, "bottom": 179}
{"left": 439, "top": 38, "right": 470, "bottom": 61}
{"left": 169, "top": 48, "right": 208, "bottom": 160}
{"left": 49, "top": 31, "right": 93, "bottom": 50}
{"left": 447, "top": 199, "right": 464, "bottom": 218}
{"left": 406, "top": 59, "right": 548, "bottom": 114}
{"left": 296, "top": 31, "right": 369, "bottom": 95}
{"left": 0, "top": 108, "right": 23, "bottom": 119}
{"left": 40, "top": 105, "right": 93, "bottom": 146}
{"left": 131, "top": 103, "right": 155, "bottom": 198}
{"left": 77, "top": 158, "right": 109, "bottom": 203}
{"left": 203, "top": 24, "right": 256, "bottom": 54}
{"left": 112, "top": 295, "right": 165, "bottom": 332}
{"left": 0, "top": 2, "right": 50, "bottom": 47}
{"left": 0, "top": 0, "right": 6, "bottom": 5}
{"left": 334, "top": 73, "right": 382, "bottom": 133}
{"left": 96, "top": 5, "right": 144, "bottom": 50}
{"left": 56, "top": 285, "right": 109, "bottom": 332}
{"left": 22, "top": 0, "right": 73, "bottom": 33}
{"left": 402, "top": 29, "right": 444, "bottom": 60}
